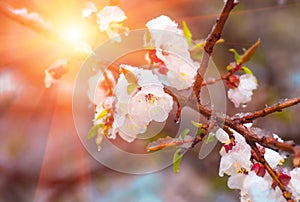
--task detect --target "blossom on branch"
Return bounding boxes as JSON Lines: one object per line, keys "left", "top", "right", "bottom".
{"left": 288, "top": 168, "right": 300, "bottom": 200}
{"left": 228, "top": 74, "right": 258, "bottom": 108}
{"left": 44, "top": 59, "right": 68, "bottom": 88}
{"left": 96, "top": 6, "right": 128, "bottom": 42}
{"left": 145, "top": 15, "right": 198, "bottom": 90}
{"left": 228, "top": 171, "right": 286, "bottom": 202}
{"left": 112, "top": 65, "right": 173, "bottom": 142}
{"left": 216, "top": 128, "right": 252, "bottom": 176}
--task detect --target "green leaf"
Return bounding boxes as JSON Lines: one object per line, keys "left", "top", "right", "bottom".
{"left": 127, "top": 83, "right": 140, "bottom": 95}
{"left": 226, "top": 65, "right": 233, "bottom": 71}
{"left": 173, "top": 148, "right": 184, "bottom": 173}
{"left": 87, "top": 124, "right": 100, "bottom": 140}
{"left": 182, "top": 20, "right": 192, "bottom": 47}
{"left": 197, "top": 129, "right": 203, "bottom": 135}
{"left": 204, "top": 133, "right": 215, "bottom": 144}
{"left": 229, "top": 49, "right": 240, "bottom": 63}
{"left": 95, "top": 109, "right": 108, "bottom": 120}
{"left": 190, "top": 41, "right": 204, "bottom": 61}
{"left": 241, "top": 66, "right": 253, "bottom": 75}
{"left": 180, "top": 128, "right": 190, "bottom": 139}
{"left": 191, "top": 120, "right": 202, "bottom": 128}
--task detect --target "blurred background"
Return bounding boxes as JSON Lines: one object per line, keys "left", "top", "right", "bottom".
{"left": 0, "top": 0, "right": 300, "bottom": 201}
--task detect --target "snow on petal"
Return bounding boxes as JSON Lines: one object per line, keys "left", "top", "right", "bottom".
{"left": 228, "top": 74, "right": 258, "bottom": 108}
{"left": 264, "top": 148, "right": 285, "bottom": 168}
{"left": 215, "top": 128, "right": 230, "bottom": 143}
{"left": 146, "top": 15, "right": 180, "bottom": 33}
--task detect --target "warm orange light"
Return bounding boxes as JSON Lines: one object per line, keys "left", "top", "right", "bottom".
{"left": 60, "top": 25, "right": 83, "bottom": 45}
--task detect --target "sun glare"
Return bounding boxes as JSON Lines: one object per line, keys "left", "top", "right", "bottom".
{"left": 60, "top": 25, "right": 83, "bottom": 45}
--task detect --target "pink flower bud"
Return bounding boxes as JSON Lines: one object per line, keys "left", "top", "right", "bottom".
{"left": 251, "top": 162, "right": 266, "bottom": 177}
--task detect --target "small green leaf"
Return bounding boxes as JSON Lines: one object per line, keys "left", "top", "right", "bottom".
{"left": 127, "top": 83, "right": 140, "bottom": 95}
{"left": 182, "top": 21, "right": 192, "bottom": 47}
{"left": 180, "top": 128, "right": 190, "bottom": 139}
{"left": 197, "top": 129, "right": 203, "bottom": 135}
{"left": 226, "top": 65, "right": 233, "bottom": 71}
{"left": 190, "top": 41, "right": 204, "bottom": 61}
{"left": 216, "top": 38, "right": 225, "bottom": 44}
{"left": 204, "top": 133, "right": 215, "bottom": 144}
{"left": 229, "top": 49, "right": 241, "bottom": 63}
{"left": 191, "top": 120, "right": 202, "bottom": 128}
{"left": 173, "top": 148, "right": 184, "bottom": 173}
{"left": 87, "top": 124, "right": 100, "bottom": 140}
{"left": 241, "top": 66, "right": 253, "bottom": 75}
{"left": 95, "top": 109, "right": 108, "bottom": 120}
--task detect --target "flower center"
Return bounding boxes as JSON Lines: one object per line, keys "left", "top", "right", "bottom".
{"left": 145, "top": 93, "right": 158, "bottom": 104}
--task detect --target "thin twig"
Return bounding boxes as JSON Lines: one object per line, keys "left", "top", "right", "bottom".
{"left": 241, "top": 97, "right": 300, "bottom": 123}
{"left": 193, "top": 0, "right": 237, "bottom": 102}
{"left": 164, "top": 87, "right": 182, "bottom": 123}
{"left": 201, "top": 64, "right": 241, "bottom": 86}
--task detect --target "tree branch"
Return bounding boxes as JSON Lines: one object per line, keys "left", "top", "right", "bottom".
{"left": 164, "top": 87, "right": 181, "bottom": 123}
{"left": 0, "top": 1, "right": 74, "bottom": 48}
{"left": 249, "top": 142, "right": 294, "bottom": 202}
{"left": 193, "top": 0, "right": 237, "bottom": 102}
{"left": 0, "top": 2, "right": 53, "bottom": 38}
{"left": 192, "top": 97, "right": 300, "bottom": 167}
{"left": 241, "top": 97, "right": 300, "bottom": 123}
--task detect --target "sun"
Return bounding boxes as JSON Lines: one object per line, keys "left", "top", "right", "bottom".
{"left": 60, "top": 25, "right": 83, "bottom": 45}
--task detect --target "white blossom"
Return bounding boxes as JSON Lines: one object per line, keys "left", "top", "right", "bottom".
{"left": 216, "top": 128, "right": 252, "bottom": 177}
{"left": 228, "top": 74, "right": 258, "bottom": 108}
{"left": 96, "top": 6, "right": 128, "bottom": 42}
{"left": 82, "top": 1, "right": 97, "bottom": 18}
{"left": 215, "top": 128, "right": 230, "bottom": 143}
{"left": 112, "top": 65, "right": 173, "bottom": 142}
{"left": 44, "top": 59, "right": 68, "bottom": 88}
{"left": 264, "top": 148, "right": 285, "bottom": 168}
{"left": 145, "top": 15, "right": 198, "bottom": 90}
{"left": 288, "top": 168, "right": 300, "bottom": 200}
{"left": 146, "top": 15, "right": 181, "bottom": 33}
{"left": 228, "top": 172, "right": 286, "bottom": 202}
{"left": 88, "top": 69, "right": 116, "bottom": 105}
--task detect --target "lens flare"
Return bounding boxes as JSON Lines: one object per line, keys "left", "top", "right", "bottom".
{"left": 60, "top": 25, "right": 83, "bottom": 44}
